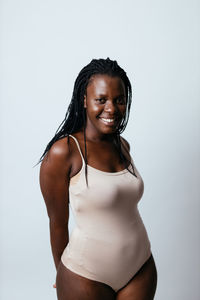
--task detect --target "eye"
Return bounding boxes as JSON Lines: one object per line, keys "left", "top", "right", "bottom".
{"left": 95, "top": 97, "right": 126, "bottom": 105}
{"left": 116, "top": 98, "right": 126, "bottom": 105}
{"left": 95, "top": 98, "right": 106, "bottom": 103}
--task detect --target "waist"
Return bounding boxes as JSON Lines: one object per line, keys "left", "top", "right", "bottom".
{"left": 71, "top": 216, "right": 148, "bottom": 245}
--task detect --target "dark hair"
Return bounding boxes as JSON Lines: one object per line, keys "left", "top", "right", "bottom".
{"left": 34, "top": 57, "right": 137, "bottom": 186}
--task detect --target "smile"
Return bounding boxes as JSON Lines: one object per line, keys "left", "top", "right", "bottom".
{"left": 99, "top": 117, "right": 116, "bottom": 126}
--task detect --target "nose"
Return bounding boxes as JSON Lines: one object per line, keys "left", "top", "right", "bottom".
{"left": 104, "top": 100, "right": 117, "bottom": 113}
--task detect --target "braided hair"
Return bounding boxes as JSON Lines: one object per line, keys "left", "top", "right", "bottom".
{"left": 34, "top": 57, "right": 137, "bottom": 186}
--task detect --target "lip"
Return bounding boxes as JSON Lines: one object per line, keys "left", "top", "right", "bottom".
{"left": 98, "top": 117, "right": 118, "bottom": 126}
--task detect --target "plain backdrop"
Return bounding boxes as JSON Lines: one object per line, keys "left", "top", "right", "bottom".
{"left": 1, "top": 0, "right": 200, "bottom": 299}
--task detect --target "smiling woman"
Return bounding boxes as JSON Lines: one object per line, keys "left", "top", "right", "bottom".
{"left": 83, "top": 74, "right": 127, "bottom": 132}
{"left": 38, "top": 58, "right": 157, "bottom": 300}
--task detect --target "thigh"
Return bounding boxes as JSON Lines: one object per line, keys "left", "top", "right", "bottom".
{"left": 116, "top": 254, "right": 158, "bottom": 300}
{"left": 56, "top": 260, "right": 116, "bottom": 300}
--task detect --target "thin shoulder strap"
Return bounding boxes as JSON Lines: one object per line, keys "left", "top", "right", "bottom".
{"left": 68, "top": 134, "right": 85, "bottom": 165}
{"left": 120, "top": 136, "right": 134, "bottom": 168}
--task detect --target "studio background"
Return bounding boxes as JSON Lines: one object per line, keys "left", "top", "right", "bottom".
{"left": 1, "top": 0, "right": 200, "bottom": 299}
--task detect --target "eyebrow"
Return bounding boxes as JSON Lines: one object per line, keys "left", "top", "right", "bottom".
{"left": 96, "top": 93, "right": 125, "bottom": 98}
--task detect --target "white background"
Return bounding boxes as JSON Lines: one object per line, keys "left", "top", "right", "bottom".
{"left": 1, "top": 0, "right": 200, "bottom": 299}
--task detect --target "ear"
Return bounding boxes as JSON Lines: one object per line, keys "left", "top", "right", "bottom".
{"left": 84, "top": 95, "right": 87, "bottom": 108}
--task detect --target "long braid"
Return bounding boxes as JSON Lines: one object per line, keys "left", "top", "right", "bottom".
{"left": 34, "top": 57, "right": 137, "bottom": 185}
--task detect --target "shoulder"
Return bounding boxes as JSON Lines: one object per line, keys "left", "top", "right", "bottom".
{"left": 48, "top": 137, "right": 70, "bottom": 157}
{"left": 120, "top": 136, "right": 130, "bottom": 152}
{"left": 40, "top": 136, "right": 72, "bottom": 176}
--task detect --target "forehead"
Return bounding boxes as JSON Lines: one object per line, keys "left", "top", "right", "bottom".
{"left": 86, "top": 74, "right": 125, "bottom": 96}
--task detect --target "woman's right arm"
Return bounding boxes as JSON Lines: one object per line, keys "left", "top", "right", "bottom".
{"left": 39, "top": 138, "right": 72, "bottom": 271}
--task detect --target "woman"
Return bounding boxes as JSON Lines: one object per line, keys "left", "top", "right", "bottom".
{"left": 39, "top": 57, "right": 157, "bottom": 300}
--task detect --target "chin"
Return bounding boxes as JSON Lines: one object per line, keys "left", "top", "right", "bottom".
{"left": 99, "top": 126, "right": 118, "bottom": 135}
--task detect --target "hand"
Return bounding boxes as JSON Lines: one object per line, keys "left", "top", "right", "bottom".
{"left": 53, "top": 283, "right": 56, "bottom": 288}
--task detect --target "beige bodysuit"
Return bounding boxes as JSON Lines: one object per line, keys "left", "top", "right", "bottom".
{"left": 61, "top": 134, "right": 152, "bottom": 292}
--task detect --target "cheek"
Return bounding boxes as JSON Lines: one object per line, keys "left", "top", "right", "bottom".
{"left": 119, "top": 106, "right": 126, "bottom": 116}
{"left": 87, "top": 103, "right": 102, "bottom": 116}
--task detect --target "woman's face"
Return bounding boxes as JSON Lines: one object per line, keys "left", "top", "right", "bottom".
{"left": 84, "top": 74, "right": 127, "bottom": 135}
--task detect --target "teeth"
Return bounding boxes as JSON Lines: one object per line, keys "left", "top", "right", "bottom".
{"left": 100, "top": 118, "right": 114, "bottom": 123}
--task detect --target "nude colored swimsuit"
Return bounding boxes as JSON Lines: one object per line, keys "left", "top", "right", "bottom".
{"left": 61, "top": 134, "right": 152, "bottom": 292}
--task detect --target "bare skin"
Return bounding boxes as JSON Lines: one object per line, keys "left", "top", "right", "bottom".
{"left": 40, "top": 74, "right": 158, "bottom": 300}
{"left": 56, "top": 253, "right": 157, "bottom": 300}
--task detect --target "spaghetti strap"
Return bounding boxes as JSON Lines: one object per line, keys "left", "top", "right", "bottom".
{"left": 68, "top": 134, "right": 85, "bottom": 166}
